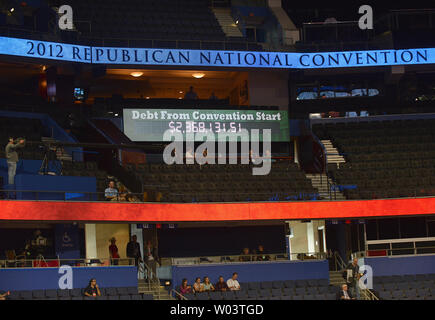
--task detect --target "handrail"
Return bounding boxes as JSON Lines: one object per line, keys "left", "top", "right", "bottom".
{"left": 139, "top": 260, "right": 162, "bottom": 299}
{"left": 0, "top": 257, "right": 135, "bottom": 268}
{"left": 333, "top": 251, "right": 347, "bottom": 271}
{"left": 362, "top": 288, "right": 380, "bottom": 300}
{"left": 171, "top": 288, "right": 188, "bottom": 300}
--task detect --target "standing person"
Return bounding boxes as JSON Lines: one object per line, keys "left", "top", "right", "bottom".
{"left": 83, "top": 279, "right": 101, "bottom": 298}
{"left": 344, "top": 258, "right": 361, "bottom": 299}
{"left": 227, "top": 272, "right": 241, "bottom": 291}
{"left": 5, "top": 137, "right": 25, "bottom": 185}
{"left": 126, "top": 235, "right": 142, "bottom": 267}
{"left": 108, "top": 237, "right": 120, "bottom": 266}
{"left": 184, "top": 86, "right": 198, "bottom": 99}
{"left": 144, "top": 240, "right": 159, "bottom": 282}
{"left": 336, "top": 283, "right": 355, "bottom": 300}
{"left": 239, "top": 247, "right": 251, "bottom": 262}
{"left": 256, "top": 244, "right": 270, "bottom": 261}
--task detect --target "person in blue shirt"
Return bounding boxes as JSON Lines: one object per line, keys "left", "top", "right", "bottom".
{"left": 104, "top": 180, "right": 119, "bottom": 201}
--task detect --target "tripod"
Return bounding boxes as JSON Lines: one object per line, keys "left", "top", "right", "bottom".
{"left": 38, "top": 146, "right": 62, "bottom": 175}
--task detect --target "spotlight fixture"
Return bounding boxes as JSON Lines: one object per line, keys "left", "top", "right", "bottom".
{"left": 179, "top": 91, "right": 183, "bottom": 94}
{"left": 130, "top": 71, "right": 143, "bottom": 77}
{"left": 10, "top": 8, "right": 15, "bottom": 12}
{"left": 192, "top": 73, "right": 205, "bottom": 79}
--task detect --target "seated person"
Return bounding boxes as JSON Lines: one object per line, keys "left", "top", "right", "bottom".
{"left": 239, "top": 247, "right": 252, "bottom": 262}
{"left": 336, "top": 284, "right": 355, "bottom": 300}
{"left": 179, "top": 278, "right": 192, "bottom": 298}
{"left": 226, "top": 273, "right": 241, "bottom": 291}
{"left": 215, "top": 276, "right": 229, "bottom": 292}
{"left": 84, "top": 278, "right": 101, "bottom": 297}
{"left": 202, "top": 277, "right": 215, "bottom": 292}
{"left": 192, "top": 277, "right": 203, "bottom": 293}
{"left": 104, "top": 181, "right": 119, "bottom": 201}
{"left": 0, "top": 291, "right": 10, "bottom": 300}
{"left": 256, "top": 245, "right": 270, "bottom": 261}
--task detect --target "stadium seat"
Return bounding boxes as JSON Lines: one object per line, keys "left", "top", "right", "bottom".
{"left": 119, "top": 295, "right": 131, "bottom": 300}
{"left": 18, "top": 291, "right": 32, "bottom": 300}
{"left": 222, "top": 291, "right": 235, "bottom": 300}
{"left": 196, "top": 292, "right": 210, "bottom": 300}
{"left": 209, "top": 292, "right": 223, "bottom": 300}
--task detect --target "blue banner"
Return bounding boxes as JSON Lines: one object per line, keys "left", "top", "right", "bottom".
{"left": 0, "top": 36, "right": 433, "bottom": 69}
{"left": 54, "top": 224, "right": 80, "bottom": 260}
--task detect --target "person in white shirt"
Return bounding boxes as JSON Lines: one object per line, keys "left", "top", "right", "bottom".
{"left": 226, "top": 272, "right": 241, "bottom": 291}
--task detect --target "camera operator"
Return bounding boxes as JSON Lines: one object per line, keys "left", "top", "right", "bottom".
{"left": 5, "top": 137, "right": 25, "bottom": 185}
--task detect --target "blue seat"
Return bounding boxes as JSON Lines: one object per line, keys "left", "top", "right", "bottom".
{"left": 57, "top": 289, "right": 70, "bottom": 298}
{"left": 20, "top": 291, "right": 32, "bottom": 300}
{"left": 292, "top": 295, "right": 303, "bottom": 300}
{"left": 247, "top": 290, "right": 258, "bottom": 299}
{"left": 379, "top": 291, "right": 392, "bottom": 300}
{"left": 391, "top": 290, "right": 404, "bottom": 300}
{"left": 426, "top": 274, "right": 435, "bottom": 280}
{"left": 131, "top": 294, "right": 142, "bottom": 300}
{"left": 260, "top": 281, "right": 273, "bottom": 289}
{"left": 221, "top": 291, "right": 235, "bottom": 300}
{"left": 397, "top": 282, "right": 409, "bottom": 291}
{"left": 116, "top": 287, "right": 129, "bottom": 295}
{"left": 258, "top": 289, "right": 271, "bottom": 299}
{"left": 404, "top": 289, "right": 417, "bottom": 300}
{"left": 304, "top": 294, "right": 316, "bottom": 300}
{"left": 402, "top": 275, "right": 416, "bottom": 282}
{"left": 306, "top": 287, "right": 318, "bottom": 294}
{"left": 317, "top": 279, "right": 329, "bottom": 287}
{"left": 295, "top": 287, "right": 306, "bottom": 295}
{"left": 269, "top": 296, "right": 281, "bottom": 300}
{"left": 281, "top": 295, "right": 292, "bottom": 300}
{"left": 284, "top": 280, "right": 296, "bottom": 288}
{"left": 105, "top": 287, "right": 118, "bottom": 296}
{"left": 271, "top": 288, "right": 282, "bottom": 297}
{"left": 209, "top": 292, "right": 222, "bottom": 300}
{"left": 235, "top": 290, "right": 248, "bottom": 299}
{"left": 119, "top": 295, "right": 131, "bottom": 300}
{"left": 282, "top": 288, "right": 294, "bottom": 296}
{"left": 96, "top": 296, "right": 108, "bottom": 300}
{"left": 318, "top": 286, "right": 329, "bottom": 294}
{"left": 142, "top": 294, "right": 154, "bottom": 300}
{"left": 84, "top": 296, "right": 97, "bottom": 300}
{"left": 295, "top": 280, "right": 307, "bottom": 288}
{"left": 45, "top": 289, "right": 58, "bottom": 298}
{"left": 59, "top": 297, "right": 71, "bottom": 300}
{"left": 272, "top": 281, "right": 284, "bottom": 289}
{"left": 417, "top": 288, "right": 430, "bottom": 297}
{"left": 307, "top": 279, "right": 318, "bottom": 287}
{"left": 32, "top": 290, "right": 45, "bottom": 299}
{"left": 71, "top": 296, "right": 84, "bottom": 300}
{"left": 325, "top": 293, "right": 336, "bottom": 300}
{"left": 196, "top": 292, "right": 209, "bottom": 300}
{"left": 248, "top": 282, "right": 260, "bottom": 290}
{"left": 8, "top": 291, "right": 20, "bottom": 300}
{"left": 183, "top": 293, "right": 195, "bottom": 300}
{"left": 415, "top": 274, "right": 428, "bottom": 281}
{"left": 69, "top": 288, "right": 82, "bottom": 297}
{"left": 383, "top": 283, "right": 397, "bottom": 291}
{"left": 127, "top": 287, "right": 139, "bottom": 295}
{"left": 108, "top": 295, "right": 119, "bottom": 300}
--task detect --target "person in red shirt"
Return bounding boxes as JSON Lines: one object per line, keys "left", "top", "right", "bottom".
{"left": 109, "top": 237, "right": 120, "bottom": 265}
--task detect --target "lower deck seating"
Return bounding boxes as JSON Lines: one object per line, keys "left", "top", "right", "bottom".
{"left": 6, "top": 287, "right": 154, "bottom": 300}
{"left": 180, "top": 279, "right": 338, "bottom": 300}
{"left": 126, "top": 161, "right": 319, "bottom": 203}
{"left": 372, "top": 273, "right": 435, "bottom": 300}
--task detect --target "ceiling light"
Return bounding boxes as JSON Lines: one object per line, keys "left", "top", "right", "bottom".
{"left": 235, "top": 20, "right": 239, "bottom": 24}
{"left": 146, "top": 96, "right": 150, "bottom": 99}
{"left": 192, "top": 73, "right": 205, "bottom": 79}
{"left": 178, "top": 97, "right": 182, "bottom": 99}
{"left": 130, "top": 71, "right": 143, "bottom": 77}
{"left": 179, "top": 91, "right": 183, "bottom": 94}
{"left": 10, "top": 8, "right": 14, "bottom": 12}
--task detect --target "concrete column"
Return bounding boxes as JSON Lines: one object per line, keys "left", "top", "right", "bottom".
{"left": 85, "top": 224, "right": 97, "bottom": 259}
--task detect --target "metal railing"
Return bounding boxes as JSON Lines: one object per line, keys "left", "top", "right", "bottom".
{"left": 170, "top": 288, "right": 188, "bottom": 300}
{"left": 170, "top": 252, "right": 327, "bottom": 266}
{"left": 138, "top": 260, "right": 162, "bottom": 300}
{"left": 0, "top": 257, "right": 135, "bottom": 269}
{"left": 333, "top": 251, "right": 347, "bottom": 272}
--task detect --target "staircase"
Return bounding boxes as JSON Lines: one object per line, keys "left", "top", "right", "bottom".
{"left": 321, "top": 139, "right": 346, "bottom": 167}
{"left": 212, "top": 8, "right": 243, "bottom": 37}
{"left": 329, "top": 271, "right": 345, "bottom": 287}
{"left": 138, "top": 279, "right": 174, "bottom": 300}
{"left": 306, "top": 173, "right": 346, "bottom": 200}
{"left": 41, "top": 137, "right": 72, "bottom": 161}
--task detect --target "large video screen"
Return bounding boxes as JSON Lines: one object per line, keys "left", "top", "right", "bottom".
{"left": 123, "top": 109, "right": 289, "bottom": 142}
